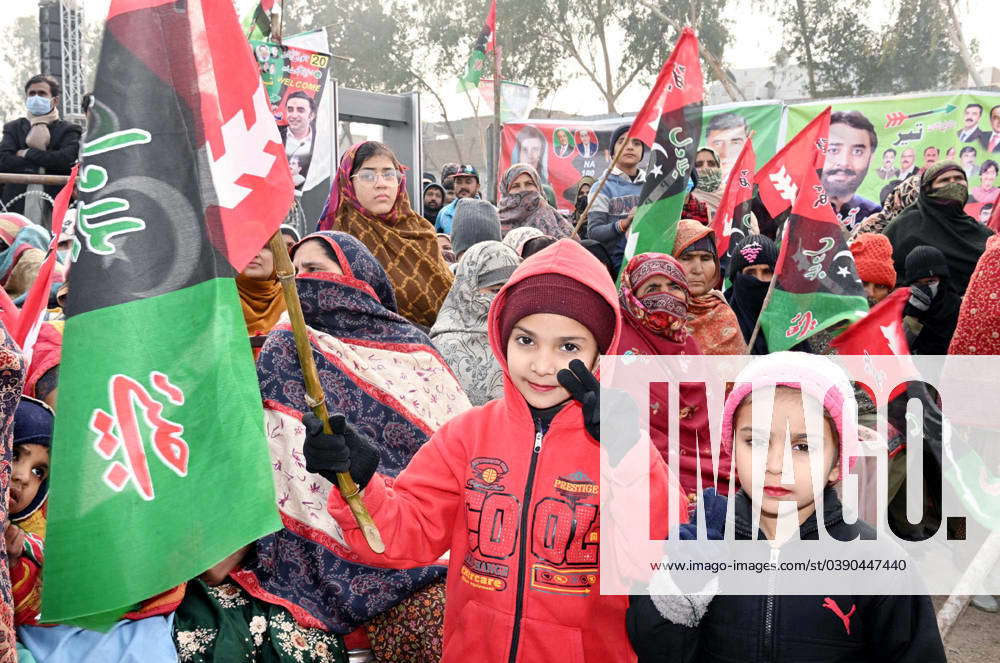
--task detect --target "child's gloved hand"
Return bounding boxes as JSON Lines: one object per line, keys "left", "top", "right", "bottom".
{"left": 557, "top": 359, "right": 600, "bottom": 441}
{"left": 302, "top": 413, "right": 380, "bottom": 490}
{"left": 4, "top": 521, "right": 24, "bottom": 558}
{"left": 557, "top": 359, "right": 641, "bottom": 465}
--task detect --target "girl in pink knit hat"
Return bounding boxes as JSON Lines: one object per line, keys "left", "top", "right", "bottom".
{"left": 627, "top": 352, "right": 945, "bottom": 662}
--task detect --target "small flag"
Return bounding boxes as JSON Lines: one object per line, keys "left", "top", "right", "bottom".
{"left": 711, "top": 137, "right": 756, "bottom": 273}
{"left": 755, "top": 107, "right": 831, "bottom": 219}
{"left": 622, "top": 28, "right": 703, "bottom": 267}
{"left": 457, "top": 0, "right": 496, "bottom": 92}
{"left": 13, "top": 165, "right": 77, "bottom": 363}
{"left": 757, "top": 168, "right": 868, "bottom": 352}
{"left": 830, "top": 287, "right": 910, "bottom": 357}
{"left": 42, "top": 0, "right": 286, "bottom": 627}
{"left": 244, "top": 0, "right": 275, "bottom": 40}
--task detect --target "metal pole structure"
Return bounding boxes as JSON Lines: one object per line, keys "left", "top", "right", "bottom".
{"left": 491, "top": 12, "right": 502, "bottom": 204}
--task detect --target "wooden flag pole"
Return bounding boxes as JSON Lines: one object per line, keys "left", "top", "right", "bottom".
{"left": 572, "top": 140, "right": 627, "bottom": 235}
{"left": 267, "top": 232, "right": 386, "bottom": 553}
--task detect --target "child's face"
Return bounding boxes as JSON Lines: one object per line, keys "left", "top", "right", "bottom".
{"left": 11, "top": 443, "right": 49, "bottom": 514}
{"left": 732, "top": 389, "right": 839, "bottom": 524}
{"left": 506, "top": 313, "right": 599, "bottom": 409}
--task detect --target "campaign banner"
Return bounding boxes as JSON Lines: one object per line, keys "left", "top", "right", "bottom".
{"left": 251, "top": 40, "right": 331, "bottom": 194}
{"left": 787, "top": 91, "right": 1000, "bottom": 231}
{"left": 500, "top": 100, "right": 782, "bottom": 211}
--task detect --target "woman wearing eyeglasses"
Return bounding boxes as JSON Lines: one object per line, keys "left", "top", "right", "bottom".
{"left": 317, "top": 141, "right": 454, "bottom": 328}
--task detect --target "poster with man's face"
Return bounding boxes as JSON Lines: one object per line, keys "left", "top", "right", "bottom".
{"left": 500, "top": 101, "right": 782, "bottom": 211}
{"left": 788, "top": 91, "right": 1000, "bottom": 218}
{"left": 251, "top": 40, "right": 331, "bottom": 194}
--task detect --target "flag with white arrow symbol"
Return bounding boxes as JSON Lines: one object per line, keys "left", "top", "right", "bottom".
{"left": 620, "top": 27, "right": 703, "bottom": 270}
{"left": 42, "top": 0, "right": 286, "bottom": 627}
{"left": 757, "top": 167, "right": 869, "bottom": 353}
{"left": 755, "top": 106, "right": 830, "bottom": 220}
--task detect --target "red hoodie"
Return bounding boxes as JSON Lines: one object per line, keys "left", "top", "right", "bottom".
{"left": 326, "top": 240, "right": 687, "bottom": 663}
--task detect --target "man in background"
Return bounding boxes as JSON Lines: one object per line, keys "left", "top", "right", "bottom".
{"left": 0, "top": 74, "right": 82, "bottom": 218}
{"left": 821, "top": 110, "right": 881, "bottom": 233}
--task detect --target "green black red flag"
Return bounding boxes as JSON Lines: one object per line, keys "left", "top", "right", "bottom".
{"left": 42, "top": 0, "right": 287, "bottom": 627}
{"left": 623, "top": 28, "right": 703, "bottom": 267}
{"left": 457, "top": 0, "right": 497, "bottom": 92}
{"left": 710, "top": 137, "right": 756, "bottom": 276}
{"left": 758, "top": 168, "right": 868, "bottom": 352}
{"left": 755, "top": 107, "right": 830, "bottom": 219}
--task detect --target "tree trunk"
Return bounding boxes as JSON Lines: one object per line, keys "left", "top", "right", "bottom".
{"left": 414, "top": 74, "right": 465, "bottom": 163}
{"left": 942, "top": 0, "right": 983, "bottom": 87}
{"left": 594, "top": 18, "right": 618, "bottom": 114}
{"left": 794, "top": 0, "right": 818, "bottom": 97}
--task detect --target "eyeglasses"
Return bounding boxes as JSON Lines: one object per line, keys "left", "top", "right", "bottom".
{"left": 351, "top": 169, "right": 400, "bottom": 184}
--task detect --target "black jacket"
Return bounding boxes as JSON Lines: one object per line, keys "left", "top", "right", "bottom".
{"left": 0, "top": 117, "right": 82, "bottom": 214}
{"left": 627, "top": 489, "right": 945, "bottom": 663}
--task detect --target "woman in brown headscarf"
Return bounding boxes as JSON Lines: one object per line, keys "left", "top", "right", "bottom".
{"left": 316, "top": 141, "right": 453, "bottom": 327}
{"left": 671, "top": 219, "right": 747, "bottom": 354}
{"left": 498, "top": 163, "right": 575, "bottom": 238}
{"left": 236, "top": 244, "right": 285, "bottom": 356}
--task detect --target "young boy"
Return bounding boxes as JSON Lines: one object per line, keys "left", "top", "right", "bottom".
{"left": 6, "top": 397, "right": 53, "bottom": 626}
{"left": 626, "top": 352, "right": 946, "bottom": 662}
{"left": 303, "top": 239, "right": 687, "bottom": 662}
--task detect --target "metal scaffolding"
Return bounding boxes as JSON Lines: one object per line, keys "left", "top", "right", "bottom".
{"left": 59, "top": 0, "right": 84, "bottom": 122}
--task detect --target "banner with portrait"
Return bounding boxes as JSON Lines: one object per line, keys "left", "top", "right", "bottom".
{"left": 251, "top": 39, "right": 331, "bottom": 195}
{"left": 499, "top": 100, "right": 783, "bottom": 212}
{"left": 787, "top": 91, "right": 1000, "bottom": 231}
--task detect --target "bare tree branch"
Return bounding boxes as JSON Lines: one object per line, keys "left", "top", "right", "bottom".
{"left": 941, "top": 0, "right": 983, "bottom": 87}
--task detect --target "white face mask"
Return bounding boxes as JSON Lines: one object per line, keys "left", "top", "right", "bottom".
{"left": 26, "top": 96, "right": 52, "bottom": 116}
{"left": 928, "top": 282, "right": 940, "bottom": 299}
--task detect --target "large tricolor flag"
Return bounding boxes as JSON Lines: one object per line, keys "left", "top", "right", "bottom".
{"left": 755, "top": 107, "right": 831, "bottom": 219}
{"left": 622, "top": 28, "right": 703, "bottom": 268}
{"left": 757, "top": 168, "right": 868, "bottom": 352}
{"left": 711, "top": 137, "right": 756, "bottom": 276}
{"left": 457, "top": 0, "right": 497, "bottom": 92}
{"left": 42, "top": 0, "right": 288, "bottom": 626}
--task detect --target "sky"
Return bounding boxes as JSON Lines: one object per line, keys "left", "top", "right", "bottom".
{"left": 4, "top": 0, "right": 1000, "bottom": 121}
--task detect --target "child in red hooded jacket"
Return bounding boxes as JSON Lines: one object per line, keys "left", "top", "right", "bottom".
{"left": 301, "top": 239, "right": 688, "bottom": 663}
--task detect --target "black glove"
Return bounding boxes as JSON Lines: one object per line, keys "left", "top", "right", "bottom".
{"left": 302, "top": 413, "right": 381, "bottom": 490}
{"left": 906, "top": 283, "right": 934, "bottom": 315}
{"left": 557, "top": 359, "right": 600, "bottom": 440}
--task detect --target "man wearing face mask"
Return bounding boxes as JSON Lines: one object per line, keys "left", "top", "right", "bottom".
{"left": 884, "top": 160, "right": 993, "bottom": 296}
{"left": 0, "top": 75, "right": 82, "bottom": 217}
{"left": 901, "top": 245, "right": 962, "bottom": 354}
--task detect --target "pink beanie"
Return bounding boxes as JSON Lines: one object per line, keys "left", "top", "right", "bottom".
{"left": 721, "top": 352, "right": 856, "bottom": 467}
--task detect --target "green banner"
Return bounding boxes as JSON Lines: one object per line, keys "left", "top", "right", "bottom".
{"left": 787, "top": 91, "right": 1000, "bottom": 211}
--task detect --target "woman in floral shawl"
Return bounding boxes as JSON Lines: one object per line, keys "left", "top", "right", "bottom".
{"left": 210, "top": 232, "right": 469, "bottom": 662}
{"left": 849, "top": 174, "right": 920, "bottom": 240}
{"left": 316, "top": 142, "right": 453, "bottom": 328}
{"left": 430, "top": 241, "right": 520, "bottom": 406}
{"left": 671, "top": 219, "right": 747, "bottom": 355}
{"left": 497, "top": 164, "right": 575, "bottom": 238}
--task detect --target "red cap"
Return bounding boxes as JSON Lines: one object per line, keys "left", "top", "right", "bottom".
{"left": 850, "top": 233, "right": 896, "bottom": 288}
{"left": 499, "top": 273, "right": 615, "bottom": 354}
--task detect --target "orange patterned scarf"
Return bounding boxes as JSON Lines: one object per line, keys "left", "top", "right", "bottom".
{"left": 317, "top": 143, "right": 453, "bottom": 327}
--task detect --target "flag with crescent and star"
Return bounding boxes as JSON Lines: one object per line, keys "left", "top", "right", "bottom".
{"left": 758, "top": 167, "right": 869, "bottom": 352}
{"left": 620, "top": 28, "right": 702, "bottom": 271}
{"left": 711, "top": 137, "right": 756, "bottom": 279}
{"left": 755, "top": 107, "right": 830, "bottom": 220}
{"left": 42, "top": 0, "right": 284, "bottom": 628}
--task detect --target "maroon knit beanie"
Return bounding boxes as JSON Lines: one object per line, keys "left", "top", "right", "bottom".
{"left": 499, "top": 273, "right": 616, "bottom": 354}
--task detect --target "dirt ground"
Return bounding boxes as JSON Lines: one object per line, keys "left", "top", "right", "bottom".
{"left": 935, "top": 596, "right": 1000, "bottom": 661}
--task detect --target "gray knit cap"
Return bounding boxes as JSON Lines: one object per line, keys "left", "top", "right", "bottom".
{"left": 451, "top": 198, "right": 502, "bottom": 257}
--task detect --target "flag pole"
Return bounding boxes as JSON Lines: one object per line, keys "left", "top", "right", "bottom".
{"left": 572, "top": 140, "right": 627, "bottom": 234}
{"left": 491, "top": 12, "right": 502, "bottom": 203}
{"left": 267, "top": 232, "right": 386, "bottom": 553}
{"left": 268, "top": 6, "right": 384, "bottom": 554}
